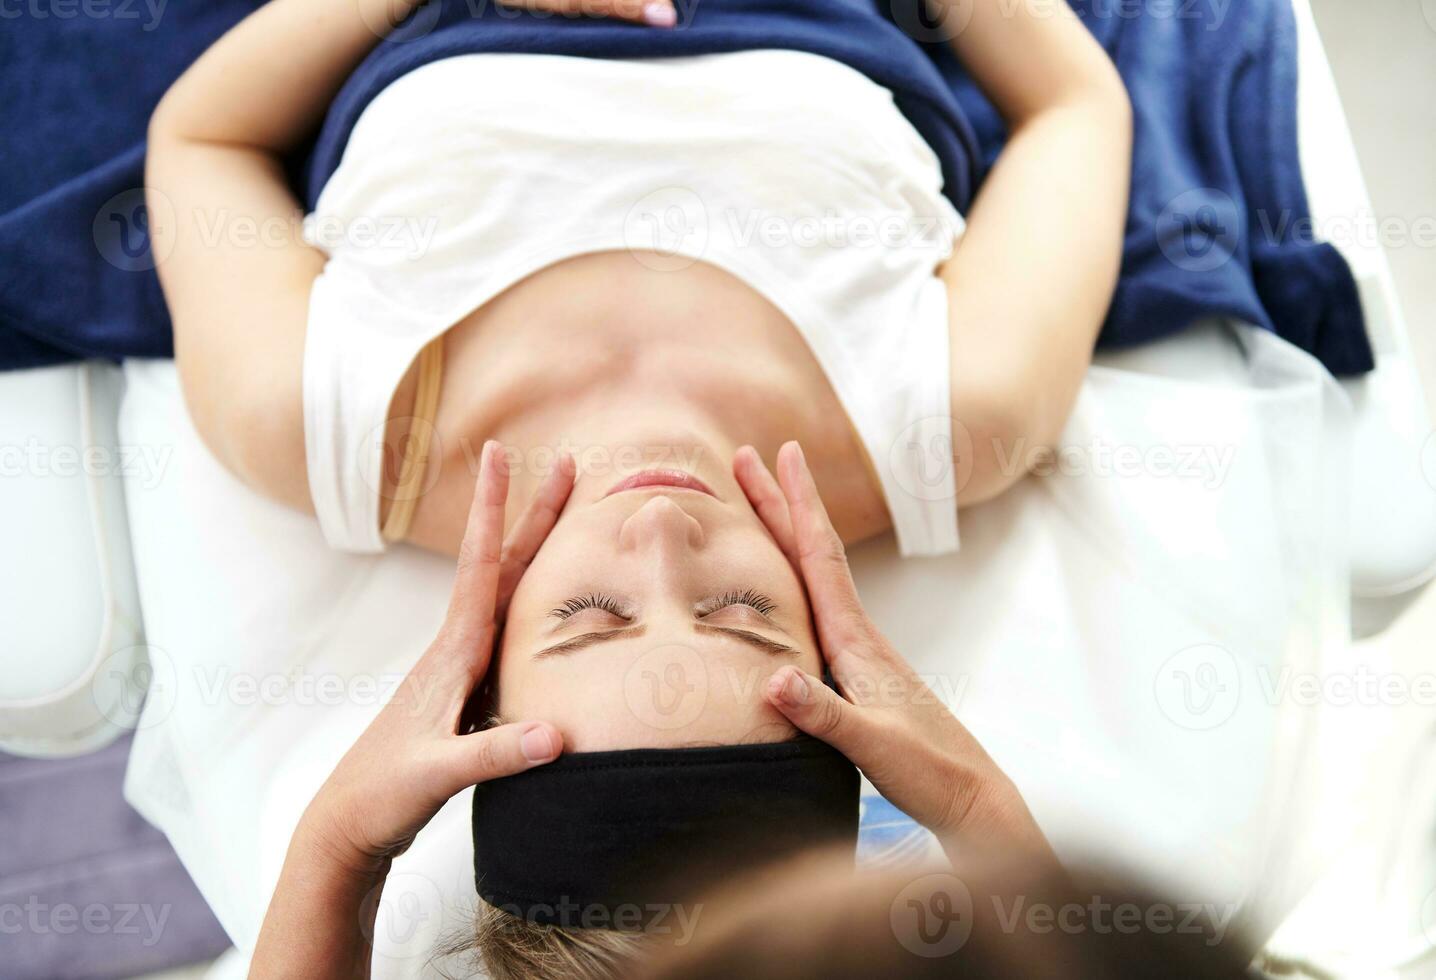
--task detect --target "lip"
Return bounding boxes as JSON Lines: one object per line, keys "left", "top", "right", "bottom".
{"left": 604, "top": 469, "right": 717, "bottom": 499}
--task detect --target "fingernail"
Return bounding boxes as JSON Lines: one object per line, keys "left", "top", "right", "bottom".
{"left": 642, "top": 1, "right": 676, "bottom": 27}
{"left": 781, "top": 671, "right": 809, "bottom": 706}
{"left": 521, "top": 725, "right": 557, "bottom": 762}
{"left": 778, "top": 441, "right": 801, "bottom": 474}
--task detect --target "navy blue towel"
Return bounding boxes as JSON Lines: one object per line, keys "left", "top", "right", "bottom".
{"left": 0, "top": 0, "right": 1373, "bottom": 375}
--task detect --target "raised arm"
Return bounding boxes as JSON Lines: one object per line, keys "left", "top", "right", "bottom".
{"left": 932, "top": 0, "right": 1132, "bottom": 506}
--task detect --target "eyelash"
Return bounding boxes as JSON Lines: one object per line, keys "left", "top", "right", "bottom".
{"left": 548, "top": 589, "right": 777, "bottom": 620}
{"left": 699, "top": 589, "right": 778, "bottom": 618}
{"left": 550, "top": 593, "right": 631, "bottom": 620}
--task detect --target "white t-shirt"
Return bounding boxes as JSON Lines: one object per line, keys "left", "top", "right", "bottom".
{"left": 303, "top": 49, "right": 965, "bottom": 557}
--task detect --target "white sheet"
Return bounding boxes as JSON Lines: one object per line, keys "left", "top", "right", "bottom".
{"left": 117, "top": 8, "right": 1380, "bottom": 973}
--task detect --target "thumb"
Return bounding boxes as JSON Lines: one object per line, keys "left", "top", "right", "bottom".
{"left": 765, "top": 667, "right": 873, "bottom": 757}
{"left": 445, "top": 722, "right": 563, "bottom": 789}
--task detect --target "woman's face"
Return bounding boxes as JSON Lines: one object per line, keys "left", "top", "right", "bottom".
{"left": 496, "top": 461, "right": 822, "bottom": 752}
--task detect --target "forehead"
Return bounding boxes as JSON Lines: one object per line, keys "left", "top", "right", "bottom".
{"left": 496, "top": 631, "right": 815, "bottom": 752}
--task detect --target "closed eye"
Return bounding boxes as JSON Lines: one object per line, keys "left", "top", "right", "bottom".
{"left": 693, "top": 589, "right": 777, "bottom": 618}
{"left": 549, "top": 593, "right": 633, "bottom": 621}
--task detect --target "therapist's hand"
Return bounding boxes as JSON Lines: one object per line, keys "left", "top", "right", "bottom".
{"left": 735, "top": 442, "right": 1051, "bottom": 857}
{"left": 254, "top": 443, "right": 575, "bottom": 979}
{"left": 304, "top": 441, "right": 575, "bottom": 871}
{"left": 495, "top": 0, "right": 679, "bottom": 28}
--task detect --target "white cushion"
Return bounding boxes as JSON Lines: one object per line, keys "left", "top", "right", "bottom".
{"left": 0, "top": 361, "right": 148, "bottom": 757}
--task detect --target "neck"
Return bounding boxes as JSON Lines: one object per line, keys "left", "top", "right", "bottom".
{"left": 401, "top": 251, "right": 891, "bottom": 553}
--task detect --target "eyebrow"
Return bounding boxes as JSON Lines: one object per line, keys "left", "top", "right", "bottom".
{"left": 532, "top": 623, "right": 800, "bottom": 659}
{"left": 535, "top": 625, "right": 647, "bottom": 659}
{"left": 693, "top": 623, "right": 801, "bottom": 658}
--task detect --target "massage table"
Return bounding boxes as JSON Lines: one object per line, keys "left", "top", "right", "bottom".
{"left": 1, "top": 0, "right": 1431, "bottom": 975}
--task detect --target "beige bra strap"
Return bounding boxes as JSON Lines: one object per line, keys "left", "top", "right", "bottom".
{"left": 381, "top": 336, "right": 445, "bottom": 543}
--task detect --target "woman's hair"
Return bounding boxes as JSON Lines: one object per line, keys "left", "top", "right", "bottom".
{"left": 442, "top": 845, "right": 1254, "bottom": 980}
{"left": 440, "top": 900, "right": 655, "bottom": 980}
{"left": 635, "top": 845, "right": 1256, "bottom": 980}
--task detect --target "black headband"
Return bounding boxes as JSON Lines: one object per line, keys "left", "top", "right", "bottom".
{"left": 472, "top": 736, "right": 859, "bottom": 929}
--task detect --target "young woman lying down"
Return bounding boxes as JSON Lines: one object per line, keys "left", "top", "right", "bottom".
{"left": 146, "top": 0, "right": 1129, "bottom": 974}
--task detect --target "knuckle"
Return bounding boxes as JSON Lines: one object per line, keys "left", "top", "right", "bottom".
{"left": 817, "top": 532, "right": 849, "bottom": 566}
{"left": 534, "top": 500, "right": 561, "bottom": 528}
{"left": 457, "top": 537, "right": 499, "bottom": 575}
{"left": 813, "top": 693, "right": 847, "bottom": 738}
{"left": 455, "top": 539, "right": 480, "bottom": 574}
{"left": 471, "top": 736, "right": 503, "bottom": 778}
{"left": 497, "top": 548, "right": 529, "bottom": 579}
{"left": 798, "top": 525, "right": 845, "bottom": 560}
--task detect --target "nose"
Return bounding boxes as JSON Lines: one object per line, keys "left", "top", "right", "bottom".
{"left": 618, "top": 495, "right": 705, "bottom": 554}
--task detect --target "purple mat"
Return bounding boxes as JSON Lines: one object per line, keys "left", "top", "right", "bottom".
{"left": 0, "top": 736, "right": 230, "bottom": 980}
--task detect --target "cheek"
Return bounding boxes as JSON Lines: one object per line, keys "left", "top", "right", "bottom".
{"left": 496, "top": 659, "right": 589, "bottom": 721}
{"left": 499, "top": 661, "right": 651, "bottom": 752}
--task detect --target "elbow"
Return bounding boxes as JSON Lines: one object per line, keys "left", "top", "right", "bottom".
{"left": 1081, "top": 58, "right": 1133, "bottom": 147}
{"left": 1044, "top": 52, "right": 1132, "bottom": 148}
{"left": 1102, "top": 70, "right": 1133, "bottom": 148}
{"left": 178, "top": 362, "right": 309, "bottom": 511}
{"left": 147, "top": 91, "right": 185, "bottom": 148}
{"left": 951, "top": 379, "right": 1070, "bottom": 509}
{"left": 147, "top": 80, "right": 212, "bottom": 149}
{"left": 952, "top": 394, "right": 1029, "bottom": 508}
{"left": 223, "top": 383, "right": 309, "bottom": 509}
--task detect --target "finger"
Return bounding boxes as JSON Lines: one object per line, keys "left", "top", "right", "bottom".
{"left": 439, "top": 722, "right": 563, "bottom": 791}
{"left": 764, "top": 667, "right": 882, "bottom": 766}
{"left": 495, "top": 0, "right": 677, "bottom": 27}
{"left": 733, "top": 446, "right": 798, "bottom": 566}
{"left": 495, "top": 453, "right": 576, "bottom": 617}
{"left": 446, "top": 440, "right": 510, "bottom": 640}
{"left": 775, "top": 442, "right": 872, "bottom": 654}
